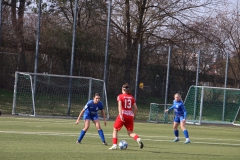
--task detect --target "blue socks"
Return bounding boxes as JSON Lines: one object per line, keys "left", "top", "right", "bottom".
{"left": 183, "top": 130, "right": 189, "bottom": 138}
{"left": 78, "top": 129, "right": 106, "bottom": 143}
{"left": 174, "top": 130, "right": 179, "bottom": 137}
{"left": 173, "top": 129, "right": 189, "bottom": 140}
{"left": 78, "top": 130, "right": 86, "bottom": 142}
{"left": 98, "top": 129, "right": 106, "bottom": 143}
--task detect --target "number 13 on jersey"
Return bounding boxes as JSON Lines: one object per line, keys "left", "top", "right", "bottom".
{"left": 124, "top": 98, "right": 132, "bottom": 109}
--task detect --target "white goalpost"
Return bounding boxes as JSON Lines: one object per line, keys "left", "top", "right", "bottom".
{"left": 12, "top": 72, "right": 109, "bottom": 119}
{"left": 184, "top": 86, "right": 240, "bottom": 125}
{"left": 233, "top": 106, "right": 240, "bottom": 126}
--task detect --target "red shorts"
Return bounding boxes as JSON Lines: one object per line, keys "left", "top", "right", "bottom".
{"left": 114, "top": 115, "right": 134, "bottom": 131}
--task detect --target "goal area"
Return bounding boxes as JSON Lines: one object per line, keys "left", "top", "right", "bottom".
{"left": 148, "top": 103, "right": 172, "bottom": 123}
{"left": 12, "top": 72, "right": 109, "bottom": 118}
{"left": 184, "top": 86, "right": 240, "bottom": 125}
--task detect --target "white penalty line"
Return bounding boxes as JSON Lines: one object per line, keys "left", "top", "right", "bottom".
{"left": 0, "top": 130, "right": 240, "bottom": 146}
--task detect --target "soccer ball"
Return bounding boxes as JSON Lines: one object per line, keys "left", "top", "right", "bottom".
{"left": 119, "top": 140, "right": 128, "bottom": 150}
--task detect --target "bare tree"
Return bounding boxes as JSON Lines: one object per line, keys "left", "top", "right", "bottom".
{"left": 9, "top": 0, "right": 28, "bottom": 70}
{"left": 212, "top": 1, "right": 240, "bottom": 87}
{"left": 108, "top": 0, "right": 222, "bottom": 85}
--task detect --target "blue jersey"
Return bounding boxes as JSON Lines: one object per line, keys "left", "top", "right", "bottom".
{"left": 83, "top": 100, "right": 104, "bottom": 119}
{"left": 168, "top": 100, "right": 187, "bottom": 119}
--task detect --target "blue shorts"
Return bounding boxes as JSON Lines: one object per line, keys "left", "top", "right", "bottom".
{"left": 83, "top": 114, "right": 99, "bottom": 121}
{"left": 174, "top": 116, "right": 185, "bottom": 123}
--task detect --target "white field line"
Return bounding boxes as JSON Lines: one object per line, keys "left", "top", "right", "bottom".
{"left": 10, "top": 119, "right": 240, "bottom": 130}
{"left": 1, "top": 121, "right": 240, "bottom": 142}
{"left": 0, "top": 130, "right": 240, "bottom": 146}
{"left": 7, "top": 119, "right": 240, "bottom": 127}
{"left": 0, "top": 120, "right": 76, "bottom": 124}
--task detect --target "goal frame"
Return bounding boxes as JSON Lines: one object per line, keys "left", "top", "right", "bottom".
{"left": 233, "top": 106, "right": 240, "bottom": 126}
{"left": 148, "top": 103, "right": 172, "bottom": 123}
{"left": 185, "top": 85, "right": 240, "bottom": 125}
{"left": 12, "top": 72, "right": 109, "bottom": 119}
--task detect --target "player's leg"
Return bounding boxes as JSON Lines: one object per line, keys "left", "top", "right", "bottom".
{"left": 125, "top": 116, "right": 144, "bottom": 149}
{"left": 93, "top": 119, "right": 107, "bottom": 145}
{"left": 108, "top": 128, "right": 119, "bottom": 149}
{"left": 180, "top": 117, "right": 190, "bottom": 144}
{"left": 173, "top": 116, "right": 180, "bottom": 142}
{"left": 128, "top": 130, "right": 144, "bottom": 149}
{"left": 109, "top": 116, "right": 123, "bottom": 150}
{"left": 76, "top": 118, "right": 90, "bottom": 144}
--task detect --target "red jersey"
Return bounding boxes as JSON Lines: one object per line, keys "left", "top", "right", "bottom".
{"left": 117, "top": 93, "right": 135, "bottom": 117}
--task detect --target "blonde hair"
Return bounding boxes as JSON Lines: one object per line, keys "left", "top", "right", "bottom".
{"left": 174, "top": 93, "right": 182, "bottom": 101}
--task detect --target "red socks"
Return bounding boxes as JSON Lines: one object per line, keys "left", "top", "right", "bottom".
{"left": 113, "top": 138, "right": 118, "bottom": 144}
{"left": 133, "top": 135, "right": 139, "bottom": 141}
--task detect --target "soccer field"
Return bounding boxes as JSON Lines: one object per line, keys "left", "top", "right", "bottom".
{"left": 0, "top": 116, "right": 239, "bottom": 160}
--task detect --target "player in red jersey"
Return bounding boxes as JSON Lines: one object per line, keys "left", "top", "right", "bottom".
{"left": 109, "top": 83, "right": 144, "bottom": 150}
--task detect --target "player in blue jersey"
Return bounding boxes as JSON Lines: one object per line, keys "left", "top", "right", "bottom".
{"left": 165, "top": 93, "right": 190, "bottom": 144}
{"left": 75, "top": 93, "right": 107, "bottom": 145}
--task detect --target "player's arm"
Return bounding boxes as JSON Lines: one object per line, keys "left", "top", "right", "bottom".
{"left": 76, "top": 109, "right": 85, "bottom": 124}
{"left": 118, "top": 100, "right": 124, "bottom": 122}
{"left": 76, "top": 103, "right": 89, "bottom": 124}
{"left": 101, "top": 109, "right": 107, "bottom": 126}
{"left": 182, "top": 104, "right": 187, "bottom": 120}
{"left": 132, "top": 103, "right": 138, "bottom": 117}
{"left": 165, "top": 105, "right": 174, "bottom": 113}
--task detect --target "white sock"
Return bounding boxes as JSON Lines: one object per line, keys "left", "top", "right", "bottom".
{"left": 137, "top": 138, "right": 141, "bottom": 142}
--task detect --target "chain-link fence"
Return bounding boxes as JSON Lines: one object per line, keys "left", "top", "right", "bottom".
{"left": 0, "top": 1, "right": 239, "bottom": 121}
{"left": 0, "top": 52, "right": 19, "bottom": 90}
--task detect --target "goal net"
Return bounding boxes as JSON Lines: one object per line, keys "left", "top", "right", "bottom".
{"left": 12, "top": 72, "right": 109, "bottom": 119}
{"left": 148, "top": 103, "right": 172, "bottom": 123}
{"left": 184, "top": 86, "right": 240, "bottom": 125}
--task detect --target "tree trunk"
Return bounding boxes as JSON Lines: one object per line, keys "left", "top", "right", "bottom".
{"left": 123, "top": 0, "right": 133, "bottom": 83}
{"left": 11, "top": 0, "right": 27, "bottom": 71}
